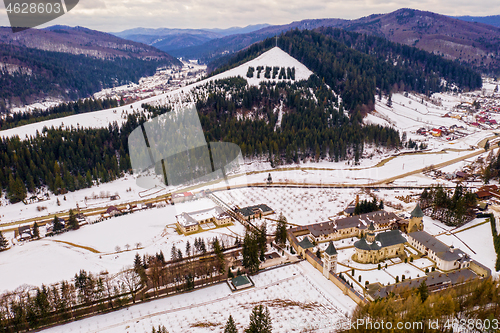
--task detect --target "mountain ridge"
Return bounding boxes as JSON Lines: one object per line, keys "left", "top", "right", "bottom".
{"left": 112, "top": 24, "right": 271, "bottom": 53}
{"left": 162, "top": 8, "right": 500, "bottom": 75}
{"left": 0, "top": 26, "right": 181, "bottom": 107}
{"left": 454, "top": 15, "right": 500, "bottom": 28}
{"left": 0, "top": 25, "right": 180, "bottom": 61}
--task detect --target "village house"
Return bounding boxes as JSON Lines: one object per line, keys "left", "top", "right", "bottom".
{"left": 172, "top": 192, "right": 194, "bottom": 204}
{"left": 17, "top": 225, "right": 32, "bottom": 240}
{"left": 235, "top": 204, "right": 274, "bottom": 220}
{"left": 107, "top": 205, "right": 122, "bottom": 216}
{"left": 176, "top": 206, "right": 232, "bottom": 234}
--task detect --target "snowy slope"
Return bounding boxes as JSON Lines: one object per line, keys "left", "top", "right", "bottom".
{"left": 208, "top": 47, "right": 312, "bottom": 86}
{"left": 0, "top": 108, "right": 128, "bottom": 140}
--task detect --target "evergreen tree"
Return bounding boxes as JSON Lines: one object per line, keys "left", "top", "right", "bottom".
{"left": 171, "top": 245, "right": 178, "bottom": 261}
{"left": 417, "top": 281, "right": 429, "bottom": 303}
{"left": 378, "top": 200, "right": 384, "bottom": 210}
{"left": 274, "top": 213, "right": 288, "bottom": 245}
{"left": 387, "top": 93, "right": 392, "bottom": 107}
{"left": 483, "top": 166, "right": 492, "bottom": 184}
{"left": 213, "top": 237, "right": 225, "bottom": 273}
{"left": 258, "top": 223, "right": 267, "bottom": 262}
{"left": 134, "top": 253, "right": 143, "bottom": 272}
{"left": 7, "top": 174, "right": 27, "bottom": 203}
{"left": 52, "top": 216, "right": 63, "bottom": 233}
{"left": 67, "top": 209, "right": 79, "bottom": 230}
{"left": 32, "top": 222, "right": 40, "bottom": 239}
{"left": 200, "top": 239, "right": 207, "bottom": 254}
{"left": 186, "top": 240, "right": 191, "bottom": 257}
{"left": 266, "top": 173, "right": 272, "bottom": 186}
{"left": 245, "top": 305, "right": 272, "bottom": 333}
{"left": 0, "top": 230, "right": 9, "bottom": 249}
{"left": 242, "top": 228, "right": 260, "bottom": 273}
{"left": 224, "top": 314, "right": 238, "bottom": 333}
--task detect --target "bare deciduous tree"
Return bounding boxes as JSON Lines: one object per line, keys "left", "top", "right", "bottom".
{"left": 118, "top": 268, "right": 141, "bottom": 304}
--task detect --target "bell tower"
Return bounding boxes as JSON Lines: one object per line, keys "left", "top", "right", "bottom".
{"left": 366, "top": 222, "right": 376, "bottom": 243}
{"left": 408, "top": 203, "right": 424, "bottom": 233}
{"left": 322, "top": 241, "right": 338, "bottom": 278}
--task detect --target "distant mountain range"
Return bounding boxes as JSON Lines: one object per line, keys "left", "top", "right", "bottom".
{"left": 454, "top": 15, "right": 500, "bottom": 28}
{"left": 3, "top": 9, "right": 500, "bottom": 109}
{"left": 341, "top": 9, "right": 500, "bottom": 74}
{"left": 160, "top": 8, "right": 500, "bottom": 75}
{"left": 112, "top": 24, "right": 270, "bottom": 53}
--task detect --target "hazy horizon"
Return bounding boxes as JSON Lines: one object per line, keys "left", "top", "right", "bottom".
{"left": 0, "top": 1, "right": 499, "bottom": 33}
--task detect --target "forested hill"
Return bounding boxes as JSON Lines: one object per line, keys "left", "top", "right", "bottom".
{"left": 209, "top": 29, "right": 482, "bottom": 113}
{"left": 0, "top": 74, "right": 402, "bottom": 202}
{"left": 0, "top": 26, "right": 182, "bottom": 109}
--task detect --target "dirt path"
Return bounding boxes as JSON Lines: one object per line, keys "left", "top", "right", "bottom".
{"left": 50, "top": 239, "right": 101, "bottom": 253}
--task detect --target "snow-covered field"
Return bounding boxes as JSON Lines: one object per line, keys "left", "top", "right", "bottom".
{"left": 436, "top": 218, "right": 497, "bottom": 277}
{"left": 0, "top": 197, "right": 248, "bottom": 293}
{"left": 39, "top": 262, "right": 356, "bottom": 333}
{"left": 2, "top": 174, "right": 497, "bottom": 292}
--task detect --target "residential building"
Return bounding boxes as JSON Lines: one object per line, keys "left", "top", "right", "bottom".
{"left": 176, "top": 206, "right": 232, "bottom": 234}
{"left": 235, "top": 204, "right": 274, "bottom": 219}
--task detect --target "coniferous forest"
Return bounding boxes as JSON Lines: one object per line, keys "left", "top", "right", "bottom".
{"left": 0, "top": 74, "right": 401, "bottom": 202}
{"left": 194, "top": 76, "right": 400, "bottom": 165}
{"left": 210, "top": 29, "right": 482, "bottom": 113}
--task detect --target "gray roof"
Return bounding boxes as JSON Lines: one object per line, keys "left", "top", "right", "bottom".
{"left": 308, "top": 210, "right": 401, "bottom": 238}
{"left": 236, "top": 204, "right": 273, "bottom": 217}
{"left": 344, "top": 206, "right": 355, "bottom": 214}
{"left": 410, "top": 204, "right": 424, "bottom": 218}
{"left": 368, "top": 222, "right": 375, "bottom": 231}
{"left": 409, "top": 231, "right": 468, "bottom": 261}
{"left": 354, "top": 238, "right": 381, "bottom": 251}
{"left": 324, "top": 241, "right": 337, "bottom": 255}
{"left": 297, "top": 237, "right": 314, "bottom": 249}
{"left": 354, "top": 229, "right": 406, "bottom": 251}
{"left": 376, "top": 230, "right": 407, "bottom": 247}
{"left": 308, "top": 221, "right": 341, "bottom": 238}
{"left": 369, "top": 269, "right": 477, "bottom": 299}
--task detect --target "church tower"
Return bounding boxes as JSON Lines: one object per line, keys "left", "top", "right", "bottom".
{"left": 408, "top": 203, "right": 424, "bottom": 233}
{"left": 366, "top": 222, "right": 376, "bottom": 243}
{"left": 322, "top": 241, "right": 338, "bottom": 278}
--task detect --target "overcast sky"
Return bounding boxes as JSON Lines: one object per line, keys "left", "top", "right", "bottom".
{"left": 0, "top": 0, "right": 499, "bottom": 33}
